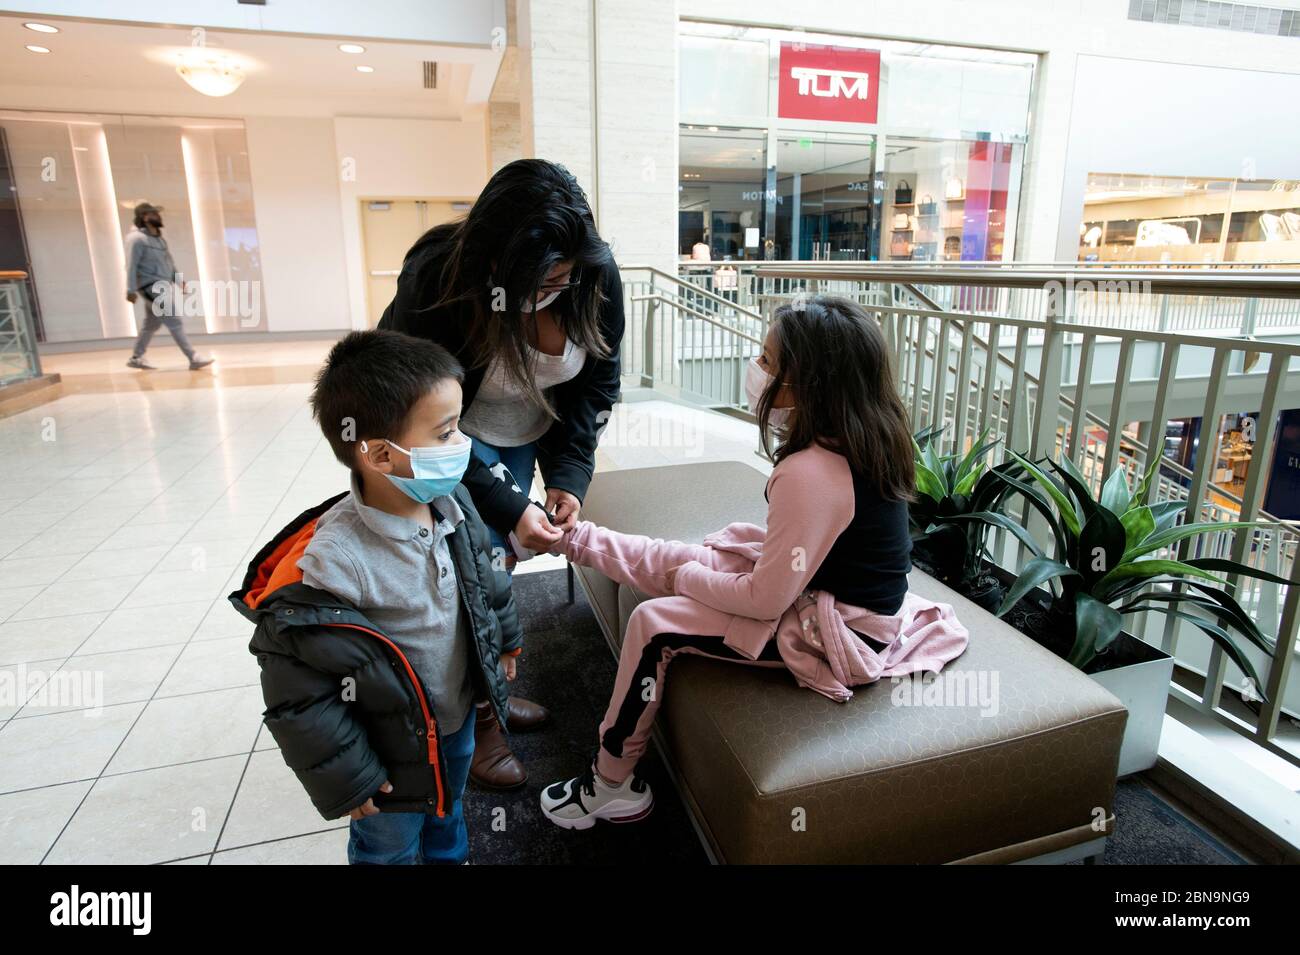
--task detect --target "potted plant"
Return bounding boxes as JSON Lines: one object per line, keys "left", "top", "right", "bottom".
{"left": 909, "top": 427, "right": 1027, "bottom": 612}
{"left": 992, "top": 450, "right": 1281, "bottom": 775}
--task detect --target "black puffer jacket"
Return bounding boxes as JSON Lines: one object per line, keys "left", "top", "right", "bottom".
{"left": 229, "top": 484, "right": 523, "bottom": 820}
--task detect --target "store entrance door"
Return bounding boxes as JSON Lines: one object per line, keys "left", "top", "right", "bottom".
{"left": 773, "top": 132, "right": 877, "bottom": 260}
{"left": 361, "top": 199, "right": 458, "bottom": 327}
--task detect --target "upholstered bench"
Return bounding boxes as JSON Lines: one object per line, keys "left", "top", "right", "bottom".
{"left": 571, "top": 460, "right": 1128, "bottom": 864}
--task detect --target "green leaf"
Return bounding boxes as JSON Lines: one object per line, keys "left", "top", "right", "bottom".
{"left": 991, "top": 470, "right": 1069, "bottom": 558}
{"left": 1157, "top": 610, "right": 1268, "bottom": 702}
{"left": 1070, "top": 592, "right": 1123, "bottom": 669}
{"left": 922, "top": 437, "right": 946, "bottom": 493}
{"left": 1095, "top": 559, "right": 1226, "bottom": 596}
{"left": 1007, "top": 451, "right": 1081, "bottom": 538}
{"left": 1099, "top": 467, "right": 1131, "bottom": 516}
{"left": 1183, "top": 557, "right": 1290, "bottom": 586}
{"left": 1149, "top": 500, "right": 1187, "bottom": 533}
{"left": 953, "top": 460, "right": 987, "bottom": 498}
{"left": 1120, "top": 506, "right": 1156, "bottom": 551}
{"left": 1078, "top": 506, "right": 1127, "bottom": 588}
{"left": 1122, "top": 521, "right": 1267, "bottom": 564}
{"left": 1130, "top": 452, "right": 1164, "bottom": 509}
{"left": 1184, "top": 582, "right": 1277, "bottom": 655}
{"left": 1119, "top": 591, "right": 1275, "bottom": 657}
{"left": 1049, "top": 454, "right": 1100, "bottom": 528}
{"left": 942, "top": 511, "right": 1044, "bottom": 559}
{"left": 996, "top": 557, "right": 1081, "bottom": 617}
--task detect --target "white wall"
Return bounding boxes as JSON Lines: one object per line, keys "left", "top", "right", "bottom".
{"left": 518, "top": 0, "right": 679, "bottom": 272}
{"left": 244, "top": 117, "right": 351, "bottom": 333}
{"left": 1056, "top": 55, "right": 1300, "bottom": 258}
{"left": 333, "top": 114, "right": 490, "bottom": 328}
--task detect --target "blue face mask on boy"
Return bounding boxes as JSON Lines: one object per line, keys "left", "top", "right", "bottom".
{"left": 369, "top": 437, "right": 471, "bottom": 503}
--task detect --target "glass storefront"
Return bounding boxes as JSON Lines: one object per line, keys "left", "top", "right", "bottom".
{"left": 1078, "top": 173, "right": 1300, "bottom": 264}
{"left": 0, "top": 110, "right": 266, "bottom": 344}
{"left": 678, "top": 24, "right": 1035, "bottom": 263}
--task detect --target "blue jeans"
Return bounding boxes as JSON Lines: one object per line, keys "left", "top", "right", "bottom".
{"left": 347, "top": 706, "right": 477, "bottom": 865}
{"left": 469, "top": 437, "right": 538, "bottom": 559}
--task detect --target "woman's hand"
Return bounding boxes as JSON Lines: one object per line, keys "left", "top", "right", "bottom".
{"left": 500, "top": 653, "right": 517, "bottom": 681}
{"left": 348, "top": 780, "right": 392, "bottom": 820}
{"left": 544, "top": 488, "right": 581, "bottom": 530}
{"left": 514, "top": 504, "right": 564, "bottom": 551}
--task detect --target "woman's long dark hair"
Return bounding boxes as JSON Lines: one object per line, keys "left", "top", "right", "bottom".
{"left": 756, "top": 295, "right": 915, "bottom": 501}
{"left": 421, "top": 159, "right": 613, "bottom": 417}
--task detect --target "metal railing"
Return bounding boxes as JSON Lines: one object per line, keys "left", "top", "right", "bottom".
{"left": 0, "top": 271, "right": 42, "bottom": 388}
{"left": 678, "top": 260, "right": 1300, "bottom": 338}
{"left": 622, "top": 261, "right": 1300, "bottom": 768}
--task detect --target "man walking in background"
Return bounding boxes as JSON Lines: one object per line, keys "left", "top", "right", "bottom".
{"left": 124, "top": 201, "right": 213, "bottom": 371}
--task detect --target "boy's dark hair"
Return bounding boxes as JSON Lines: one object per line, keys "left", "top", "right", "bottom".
{"left": 311, "top": 329, "right": 464, "bottom": 468}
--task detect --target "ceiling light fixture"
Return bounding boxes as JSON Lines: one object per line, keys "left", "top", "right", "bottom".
{"left": 26, "top": 45, "right": 51, "bottom": 54}
{"left": 175, "top": 49, "right": 246, "bottom": 97}
{"left": 24, "top": 22, "right": 59, "bottom": 34}
{"left": 356, "top": 65, "right": 374, "bottom": 73}
{"left": 339, "top": 43, "right": 365, "bottom": 54}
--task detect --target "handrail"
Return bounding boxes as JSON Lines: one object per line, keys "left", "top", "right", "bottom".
{"left": 679, "top": 259, "right": 1300, "bottom": 270}
{"left": 629, "top": 293, "right": 763, "bottom": 345}
{"left": 754, "top": 264, "right": 1300, "bottom": 300}
{"left": 621, "top": 264, "right": 765, "bottom": 325}
{"left": 888, "top": 281, "right": 1288, "bottom": 525}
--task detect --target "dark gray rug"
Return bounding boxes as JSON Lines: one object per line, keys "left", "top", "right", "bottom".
{"left": 464, "top": 568, "right": 708, "bottom": 865}
{"left": 466, "top": 569, "right": 1245, "bottom": 865}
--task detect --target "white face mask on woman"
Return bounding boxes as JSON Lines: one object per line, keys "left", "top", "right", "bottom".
{"left": 520, "top": 288, "right": 562, "bottom": 313}
{"left": 744, "top": 357, "right": 793, "bottom": 429}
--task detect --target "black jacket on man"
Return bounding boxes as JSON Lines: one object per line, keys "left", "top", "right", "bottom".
{"left": 378, "top": 223, "right": 623, "bottom": 536}
{"left": 229, "top": 484, "right": 522, "bottom": 820}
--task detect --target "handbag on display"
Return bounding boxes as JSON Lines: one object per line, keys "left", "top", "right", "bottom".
{"left": 890, "top": 233, "right": 912, "bottom": 256}
{"left": 918, "top": 194, "right": 937, "bottom": 216}
{"left": 894, "top": 179, "right": 913, "bottom": 205}
{"left": 944, "top": 235, "right": 961, "bottom": 258}
{"left": 892, "top": 212, "right": 911, "bottom": 230}
{"left": 945, "top": 176, "right": 965, "bottom": 200}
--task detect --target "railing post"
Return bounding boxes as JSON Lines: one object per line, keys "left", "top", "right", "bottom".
{"left": 641, "top": 297, "right": 656, "bottom": 388}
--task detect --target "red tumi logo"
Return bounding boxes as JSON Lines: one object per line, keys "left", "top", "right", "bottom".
{"left": 778, "top": 42, "right": 880, "bottom": 124}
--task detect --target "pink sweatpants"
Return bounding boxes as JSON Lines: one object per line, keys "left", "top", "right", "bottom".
{"left": 561, "top": 521, "right": 785, "bottom": 783}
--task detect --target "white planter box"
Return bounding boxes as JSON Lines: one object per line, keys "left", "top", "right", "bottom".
{"left": 1087, "top": 633, "right": 1175, "bottom": 777}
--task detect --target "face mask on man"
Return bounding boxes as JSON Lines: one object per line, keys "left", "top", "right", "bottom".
{"left": 744, "top": 357, "right": 793, "bottom": 429}
{"left": 363, "top": 437, "right": 471, "bottom": 503}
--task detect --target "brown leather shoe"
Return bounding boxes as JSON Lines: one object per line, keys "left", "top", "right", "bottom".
{"left": 506, "top": 695, "right": 550, "bottom": 732}
{"left": 470, "top": 702, "right": 527, "bottom": 790}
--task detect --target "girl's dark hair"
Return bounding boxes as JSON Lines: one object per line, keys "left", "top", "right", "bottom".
{"left": 756, "top": 295, "right": 915, "bottom": 501}
{"left": 422, "top": 158, "right": 613, "bottom": 416}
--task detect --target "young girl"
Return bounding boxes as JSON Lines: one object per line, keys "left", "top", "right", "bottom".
{"left": 540, "top": 295, "right": 942, "bottom": 830}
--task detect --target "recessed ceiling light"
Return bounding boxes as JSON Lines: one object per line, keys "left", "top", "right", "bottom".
{"left": 24, "top": 22, "right": 59, "bottom": 34}
{"left": 338, "top": 43, "right": 365, "bottom": 54}
{"left": 355, "top": 65, "right": 374, "bottom": 73}
{"left": 26, "top": 45, "right": 51, "bottom": 54}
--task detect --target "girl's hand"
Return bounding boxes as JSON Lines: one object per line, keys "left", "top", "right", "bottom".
{"left": 501, "top": 653, "right": 517, "bottom": 681}
{"left": 545, "top": 488, "right": 581, "bottom": 530}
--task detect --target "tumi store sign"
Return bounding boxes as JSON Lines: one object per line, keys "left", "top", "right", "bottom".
{"left": 777, "top": 42, "right": 881, "bottom": 125}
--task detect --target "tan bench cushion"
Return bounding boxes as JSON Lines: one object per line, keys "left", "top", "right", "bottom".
{"left": 574, "top": 461, "right": 1127, "bottom": 864}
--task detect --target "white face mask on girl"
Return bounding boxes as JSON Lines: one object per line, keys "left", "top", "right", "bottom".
{"left": 744, "top": 357, "right": 793, "bottom": 429}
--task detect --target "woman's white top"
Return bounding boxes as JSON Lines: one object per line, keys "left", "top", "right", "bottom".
{"left": 460, "top": 338, "right": 588, "bottom": 447}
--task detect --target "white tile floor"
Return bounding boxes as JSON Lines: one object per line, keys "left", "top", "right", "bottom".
{"left": 0, "top": 383, "right": 765, "bottom": 864}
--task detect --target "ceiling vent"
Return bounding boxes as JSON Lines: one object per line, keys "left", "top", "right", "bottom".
{"left": 423, "top": 61, "right": 438, "bottom": 90}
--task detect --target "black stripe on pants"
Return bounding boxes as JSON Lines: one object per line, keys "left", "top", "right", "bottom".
{"left": 601, "top": 633, "right": 783, "bottom": 759}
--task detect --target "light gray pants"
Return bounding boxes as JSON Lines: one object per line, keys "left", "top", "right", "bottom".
{"left": 132, "top": 285, "right": 195, "bottom": 361}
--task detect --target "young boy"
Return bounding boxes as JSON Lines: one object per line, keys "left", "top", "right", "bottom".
{"left": 230, "top": 330, "right": 525, "bottom": 864}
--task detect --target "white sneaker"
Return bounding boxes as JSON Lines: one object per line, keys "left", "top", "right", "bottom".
{"left": 540, "top": 764, "right": 653, "bottom": 830}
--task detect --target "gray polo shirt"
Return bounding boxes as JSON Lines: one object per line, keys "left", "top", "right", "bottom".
{"left": 297, "top": 474, "right": 476, "bottom": 734}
